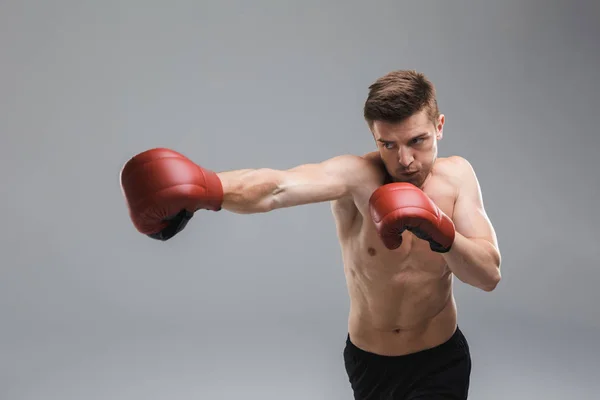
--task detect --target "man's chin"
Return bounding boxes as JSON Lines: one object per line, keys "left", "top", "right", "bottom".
{"left": 391, "top": 173, "right": 422, "bottom": 186}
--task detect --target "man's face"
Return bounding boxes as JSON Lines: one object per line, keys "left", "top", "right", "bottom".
{"left": 371, "top": 109, "right": 445, "bottom": 187}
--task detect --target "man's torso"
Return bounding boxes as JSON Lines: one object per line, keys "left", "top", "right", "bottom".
{"left": 331, "top": 155, "right": 462, "bottom": 356}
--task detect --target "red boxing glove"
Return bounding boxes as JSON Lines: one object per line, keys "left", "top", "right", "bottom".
{"left": 120, "top": 148, "right": 223, "bottom": 241}
{"left": 369, "top": 183, "right": 455, "bottom": 253}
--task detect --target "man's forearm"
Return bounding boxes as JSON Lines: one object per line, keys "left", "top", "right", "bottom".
{"left": 217, "top": 168, "right": 281, "bottom": 214}
{"left": 442, "top": 233, "right": 501, "bottom": 291}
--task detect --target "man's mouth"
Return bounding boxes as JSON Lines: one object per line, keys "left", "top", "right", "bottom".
{"left": 399, "top": 170, "right": 418, "bottom": 176}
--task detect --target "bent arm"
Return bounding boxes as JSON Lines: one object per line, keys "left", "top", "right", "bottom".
{"left": 443, "top": 157, "right": 502, "bottom": 291}
{"left": 217, "top": 155, "right": 376, "bottom": 214}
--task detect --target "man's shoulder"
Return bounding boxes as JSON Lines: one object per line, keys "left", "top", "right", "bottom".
{"left": 435, "top": 155, "right": 475, "bottom": 180}
{"left": 360, "top": 151, "right": 389, "bottom": 176}
{"left": 430, "top": 156, "right": 478, "bottom": 201}
{"left": 331, "top": 152, "right": 387, "bottom": 181}
{"left": 329, "top": 152, "right": 386, "bottom": 209}
{"left": 335, "top": 151, "right": 382, "bottom": 167}
{"left": 323, "top": 152, "right": 373, "bottom": 167}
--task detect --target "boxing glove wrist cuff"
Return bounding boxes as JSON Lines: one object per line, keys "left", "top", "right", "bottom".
{"left": 202, "top": 169, "right": 224, "bottom": 211}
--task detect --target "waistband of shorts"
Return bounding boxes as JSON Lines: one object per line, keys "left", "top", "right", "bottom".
{"left": 346, "top": 325, "right": 468, "bottom": 361}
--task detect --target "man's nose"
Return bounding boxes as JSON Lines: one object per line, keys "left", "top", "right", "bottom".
{"left": 398, "top": 148, "right": 414, "bottom": 167}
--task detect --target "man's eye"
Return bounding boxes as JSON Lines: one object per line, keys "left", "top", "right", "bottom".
{"left": 383, "top": 142, "right": 394, "bottom": 149}
{"left": 411, "top": 137, "right": 424, "bottom": 145}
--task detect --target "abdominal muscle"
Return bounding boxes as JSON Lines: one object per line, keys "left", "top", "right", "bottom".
{"left": 342, "top": 229, "right": 458, "bottom": 356}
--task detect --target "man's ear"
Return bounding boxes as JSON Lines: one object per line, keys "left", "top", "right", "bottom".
{"left": 436, "top": 114, "right": 445, "bottom": 140}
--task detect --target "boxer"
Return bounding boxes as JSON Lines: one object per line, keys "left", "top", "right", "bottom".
{"left": 120, "top": 70, "right": 501, "bottom": 399}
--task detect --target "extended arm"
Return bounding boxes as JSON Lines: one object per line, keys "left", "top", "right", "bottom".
{"left": 442, "top": 157, "right": 501, "bottom": 291}
{"left": 120, "top": 148, "right": 378, "bottom": 240}
{"left": 217, "top": 155, "right": 377, "bottom": 214}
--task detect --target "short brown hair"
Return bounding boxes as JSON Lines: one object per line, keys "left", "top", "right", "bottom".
{"left": 363, "top": 70, "right": 439, "bottom": 128}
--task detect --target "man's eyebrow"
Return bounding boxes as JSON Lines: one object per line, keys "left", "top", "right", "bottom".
{"left": 405, "top": 133, "right": 429, "bottom": 141}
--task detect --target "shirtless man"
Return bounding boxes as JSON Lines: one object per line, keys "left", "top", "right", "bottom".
{"left": 120, "top": 70, "right": 501, "bottom": 399}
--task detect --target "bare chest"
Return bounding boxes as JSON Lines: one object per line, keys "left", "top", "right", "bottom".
{"left": 353, "top": 221, "right": 448, "bottom": 283}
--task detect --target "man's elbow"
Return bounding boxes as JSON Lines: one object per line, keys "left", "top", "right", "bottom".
{"left": 480, "top": 246, "right": 501, "bottom": 291}
{"left": 480, "top": 267, "right": 501, "bottom": 292}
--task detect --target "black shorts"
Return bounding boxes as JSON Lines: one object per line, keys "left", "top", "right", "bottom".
{"left": 343, "top": 326, "right": 472, "bottom": 399}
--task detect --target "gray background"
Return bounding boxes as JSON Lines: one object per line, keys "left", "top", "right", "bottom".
{"left": 1, "top": 0, "right": 599, "bottom": 399}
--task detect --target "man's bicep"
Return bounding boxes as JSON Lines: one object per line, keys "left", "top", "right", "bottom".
{"left": 274, "top": 155, "right": 371, "bottom": 208}
{"left": 452, "top": 158, "right": 498, "bottom": 247}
